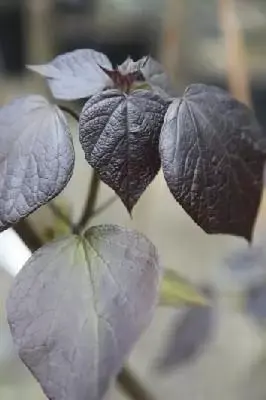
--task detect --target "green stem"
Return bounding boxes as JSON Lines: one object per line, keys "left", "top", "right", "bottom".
{"left": 117, "top": 367, "right": 156, "bottom": 400}
{"left": 59, "top": 104, "right": 102, "bottom": 233}
{"left": 74, "top": 169, "right": 101, "bottom": 233}
{"left": 91, "top": 195, "right": 117, "bottom": 219}
{"left": 48, "top": 202, "right": 73, "bottom": 230}
{"left": 48, "top": 195, "right": 117, "bottom": 231}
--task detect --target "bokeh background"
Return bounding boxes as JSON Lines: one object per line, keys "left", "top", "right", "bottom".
{"left": 1, "top": 0, "right": 266, "bottom": 399}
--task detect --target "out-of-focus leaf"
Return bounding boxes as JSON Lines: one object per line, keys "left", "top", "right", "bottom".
{"left": 98, "top": 63, "right": 146, "bottom": 94}
{"left": 6, "top": 225, "right": 162, "bottom": 400}
{"left": 156, "top": 288, "right": 214, "bottom": 371}
{"left": 159, "top": 269, "right": 208, "bottom": 307}
{"left": 118, "top": 56, "right": 136, "bottom": 74}
{"left": 159, "top": 84, "right": 266, "bottom": 242}
{"left": 224, "top": 243, "right": 266, "bottom": 288}
{"left": 79, "top": 89, "right": 168, "bottom": 212}
{"left": 244, "top": 281, "right": 266, "bottom": 326}
{"left": 0, "top": 95, "right": 74, "bottom": 232}
{"left": 27, "top": 49, "right": 112, "bottom": 100}
{"left": 140, "top": 56, "right": 176, "bottom": 98}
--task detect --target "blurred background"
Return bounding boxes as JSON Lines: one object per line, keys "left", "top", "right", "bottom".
{"left": 1, "top": 0, "right": 266, "bottom": 399}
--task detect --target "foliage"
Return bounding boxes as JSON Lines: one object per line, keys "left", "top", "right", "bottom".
{"left": 156, "top": 286, "right": 214, "bottom": 371}
{"left": 1, "top": 48, "right": 265, "bottom": 399}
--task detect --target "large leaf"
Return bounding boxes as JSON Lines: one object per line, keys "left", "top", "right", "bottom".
{"left": 6, "top": 225, "right": 162, "bottom": 400}
{"left": 159, "top": 84, "right": 266, "bottom": 241}
{"left": 79, "top": 89, "right": 168, "bottom": 212}
{"left": 27, "top": 49, "right": 112, "bottom": 100}
{"left": 159, "top": 269, "right": 208, "bottom": 308}
{"left": 0, "top": 95, "right": 74, "bottom": 231}
{"left": 156, "top": 287, "right": 214, "bottom": 371}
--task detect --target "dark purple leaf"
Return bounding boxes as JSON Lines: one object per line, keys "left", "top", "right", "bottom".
{"left": 79, "top": 89, "right": 168, "bottom": 212}
{"left": 159, "top": 84, "right": 266, "bottom": 241}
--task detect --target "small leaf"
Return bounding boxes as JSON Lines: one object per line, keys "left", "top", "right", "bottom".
{"left": 6, "top": 225, "right": 162, "bottom": 400}
{"left": 0, "top": 95, "right": 74, "bottom": 231}
{"left": 27, "top": 49, "right": 113, "bottom": 100}
{"left": 156, "top": 288, "right": 214, "bottom": 371}
{"left": 79, "top": 89, "right": 168, "bottom": 212}
{"left": 140, "top": 56, "right": 176, "bottom": 98}
{"left": 159, "top": 84, "right": 266, "bottom": 241}
{"left": 119, "top": 56, "right": 175, "bottom": 98}
{"left": 118, "top": 56, "right": 136, "bottom": 74}
{"left": 160, "top": 269, "right": 208, "bottom": 308}
{"left": 98, "top": 64, "right": 145, "bottom": 93}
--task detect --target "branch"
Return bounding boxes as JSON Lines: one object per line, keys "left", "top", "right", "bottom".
{"left": 48, "top": 202, "right": 73, "bottom": 230}
{"left": 91, "top": 195, "right": 118, "bottom": 219}
{"left": 117, "top": 367, "right": 156, "bottom": 400}
{"left": 14, "top": 224, "right": 154, "bottom": 400}
{"left": 218, "top": 0, "right": 252, "bottom": 107}
{"left": 74, "top": 169, "right": 100, "bottom": 233}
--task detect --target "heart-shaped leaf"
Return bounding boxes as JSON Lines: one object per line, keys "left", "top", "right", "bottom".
{"left": 156, "top": 287, "right": 214, "bottom": 371}
{"left": 159, "top": 84, "right": 266, "bottom": 241}
{"left": 6, "top": 225, "right": 162, "bottom": 400}
{"left": 0, "top": 95, "right": 74, "bottom": 232}
{"left": 79, "top": 89, "right": 168, "bottom": 212}
{"left": 159, "top": 269, "right": 208, "bottom": 308}
{"left": 27, "top": 49, "right": 112, "bottom": 100}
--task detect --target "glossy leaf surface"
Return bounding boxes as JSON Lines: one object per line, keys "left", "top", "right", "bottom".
{"left": 160, "top": 84, "right": 266, "bottom": 241}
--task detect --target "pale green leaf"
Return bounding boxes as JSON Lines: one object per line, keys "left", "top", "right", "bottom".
{"left": 159, "top": 269, "right": 208, "bottom": 308}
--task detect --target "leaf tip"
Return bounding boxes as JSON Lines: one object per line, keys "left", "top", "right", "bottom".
{"left": 26, "top": 64, "right": 38, "bottom": 73}
{"left": 127, "top": 206, "right": 133, "bottom": 219}
{"left": 242, "top": 227, "right": 254, "bottom": 245}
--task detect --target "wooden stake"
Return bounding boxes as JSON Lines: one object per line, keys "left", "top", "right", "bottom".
{"left": 159, "top": 0, "right": 184, "bottom": 87}
{"left": 23, "top": 0, "right": 55, "bottom": 65}
{"left": 218, "top": 0, "right": 252, "bottom": 106}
